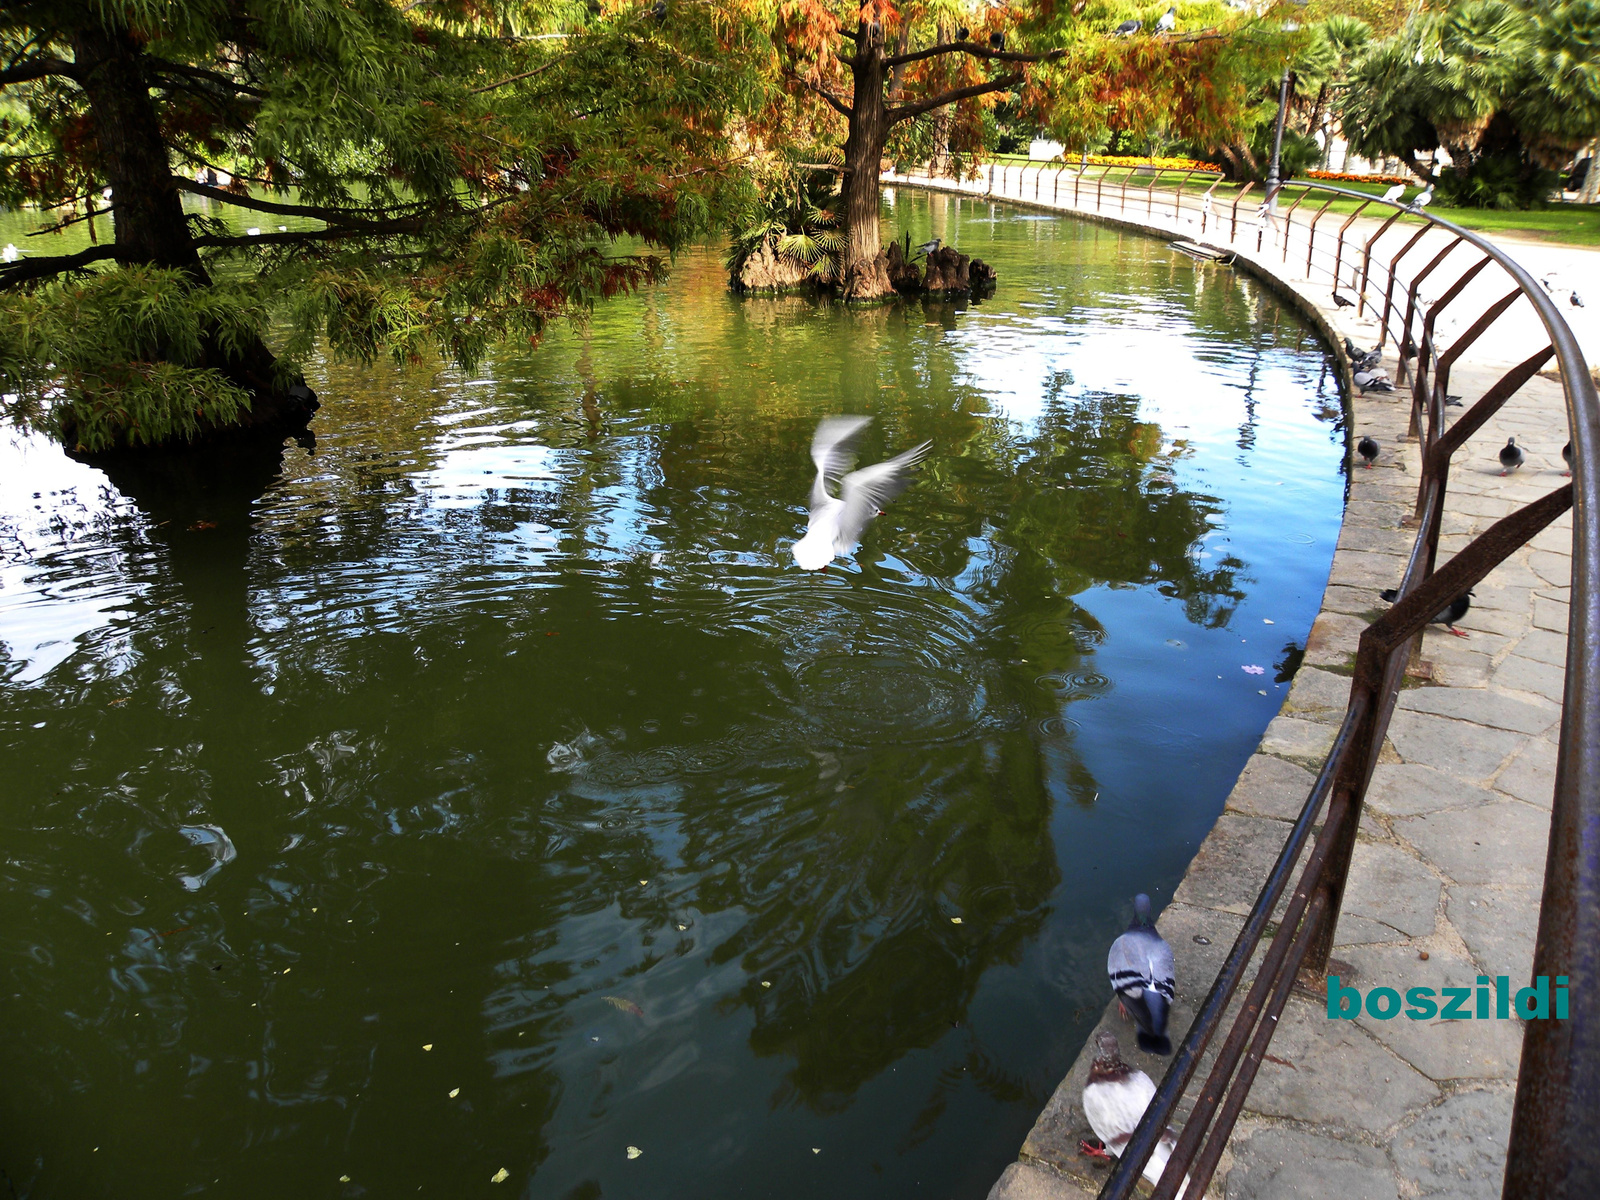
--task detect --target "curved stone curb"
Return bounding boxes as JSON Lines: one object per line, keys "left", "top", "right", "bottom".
{"left": 882, "top": 173, "right": 1572, "bottom": 1200}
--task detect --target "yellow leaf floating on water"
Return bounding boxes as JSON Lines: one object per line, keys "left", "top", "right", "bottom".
{"left": 603, "top": 996, "right": 644, "bottom": 1017}
{"left": 626, "top": 1146, "right": 643, "bottom": 1160}
{"left": 449, "top": 1088, "right": 460, "bottom": 1098}
{"left": 339, "top": 1176, "right": 351, "bottom": 1184}
{"left": 491, "top": 1167, "right": 510, "bottom": 1183}
{"left": 760, "top": 981, "right": 771, "bottom": 988}
{"left": 951, "top": 917, "right": 963, "bottom": 925}
{"left": 422, "top": 1043, "right": 433, "bottom": 1051}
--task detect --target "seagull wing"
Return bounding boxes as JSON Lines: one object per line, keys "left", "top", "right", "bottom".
{"left": 810, "top": 416, "right": 872, "bottom": 509}
{"left": 835, "top": 441, "right": 932, "bottom": 548}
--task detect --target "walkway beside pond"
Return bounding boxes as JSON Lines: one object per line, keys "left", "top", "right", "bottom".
{"left": 883, "top": 169, "right": 1580, "bottom": 1198}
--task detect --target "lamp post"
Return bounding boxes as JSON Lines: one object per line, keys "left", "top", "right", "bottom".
{"left": 1263, "top": 65, "right": 1292, "bottom": 212}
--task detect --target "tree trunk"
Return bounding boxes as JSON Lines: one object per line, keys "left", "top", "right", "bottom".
{"left": 928, "top": 22, "right": 953, "bottom": 175}
{"left": 69, "top": 26, "right": 316, "bottom": 449}
{"left": 841, "top": 22, "right": 895, "bottom": 303}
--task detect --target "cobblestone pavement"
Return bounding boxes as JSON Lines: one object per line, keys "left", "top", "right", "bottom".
{"left": 882, "top": 170, "right": 1580, "bottom": 1199}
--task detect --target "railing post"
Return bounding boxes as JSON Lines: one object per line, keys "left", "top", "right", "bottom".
{"left": 1053, "top": 163, "right": 1066, "bottom": 204}
{"left": 1358, "top": 211, "right": 1406, "bottom": 316}
{"left": 1174, "top": 169, "right": 1196, "bottom": 221}
{"left": 1280, "top": 188, "right": 1311, "bottom": 264}
{"left": 1304, "top": 197, "right": 1335, "bottom": 276}
{"left": 1230, "top": 183, "right": 1255, "bottom": 241}
{"left": 1331, "top": 200, "right": 1373, "bottom": 293}
{"left": 1377, "top": 225, "right": 1432, "bottom": 349}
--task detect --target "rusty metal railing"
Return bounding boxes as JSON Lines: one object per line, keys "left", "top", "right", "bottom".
{"left": 894, "top": 159, "right": 1600, "bottom": 1197}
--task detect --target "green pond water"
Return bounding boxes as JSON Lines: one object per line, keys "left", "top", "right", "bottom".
{"left": 0, "top": 189, "right": 1348, "bottom": 1199}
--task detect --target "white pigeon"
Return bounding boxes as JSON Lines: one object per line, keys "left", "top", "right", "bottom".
{"left": 1081, "top": 1032, "right": 1193, "bottom": 1197}
{"left": 1, "top": 243, "right": 16, "bottom": 263}
{"left": 1380, "top": 182, "right": 1405, "bottom": 203}
{"left": 792, "top": 416, "right": 931, "bottom": 571}
{"left": 1410, "top": 183, "right": 1434, "bottom": 210}
{"left": 1155, "top": 6, "right": 1176, "bottom": 32}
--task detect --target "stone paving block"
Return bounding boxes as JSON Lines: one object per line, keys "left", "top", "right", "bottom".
{"left": 1508, "top": 627, "right": 1567, "bottom": 666}
{"left": 1282, "top": 668, "right": 1351, "bottom": 722}
{"left": 1384, "top": 711, "right": 1527, "bottom": 782}
{"left": 1260, "top": 716, "right": 1338, "bottom": 762}
{"left": 1395, "top": 800, "right": 1550, "bottom": 887}
{"left": 1318, "top": 584, "right": 1385, "bottom": 616}
{"left": 1532, "top": 594, "right": 1568, "bottom": 633}
{"left": 1527, "top": 549, "right": 1572, "bottom": 587}
{"left": 1394, "top": 687, "right": 1559, "bottom": 736}
{"left": 987, "top": 1160, "right": 1095, "bottom": 1200}
{"left": 1243, "top": 996, "right": 1438, "bottom": 1133}
{"left": 1329, "top": 551, "right": 1408, "bottom": 591}
{"left": 1340, "top": 943, "right": 1524, "bottom": 1082}
{"left": 1448, "top": 886, "right": 1542, "bottom": 986}
{"left": 1365, "top": 764, "right": 1497, "bottom": 817}
{"left": 1337, "top": 524, "right": 1415, "bottom": 554}
{"left": 1174, "top": 816, "right": 1296, "bottom": 915}
{"left": 1224, "top": 1127, "right": 1398, "bottom": 1200}
{"left": 1391, "top": 1088, "right": 1514, "bottom": 1199}
{"left": 1419, "top": 626, "right": 1513, "bottom": 663}
{"left": 1333, "top": 914, "right": 1408, "bottom": 946}
{"left": 1452, "top": 606, "right": 1530, "bottom": 638}
{"left": 1224, "top": 754, "right": 1317, "bottom": 821}
{"left": 1493, "top": 737, "right": 1558, "bottom": 809}
{"left": 1489, "top": 653, "right": 1566, "bottom": 705}
{"left": 1462, "top": 584, "right": 1533, "bottom": 614}
{"left": 1303, "top": 613, "right": 1369, "bottom": 667}
{"left": 1340, "top": 842, "right": 1441, "bottom": 939}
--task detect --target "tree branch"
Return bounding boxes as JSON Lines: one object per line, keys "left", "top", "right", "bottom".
{"left": 0, "top": 245, "right": 117, "bottom": 291}
{"left": 784, "top": 72, "right": 852, "bottom": 117}
{"left": 884, "top": 42, "right": 1064, "bottom": 68}
{"left": 470, "top": 58, "right": 564, "bottom": 94}
{"left": 889, "top": 73, "right": 1024, "bottom": 123}
{"left": 0, "top": 56, "right": 81, "bottom": 86}
{"left": 147, "top": 60, "right": 264, "bottom": 97}
{"left": 173, "top": 178, "right": 440, "bottom": 226}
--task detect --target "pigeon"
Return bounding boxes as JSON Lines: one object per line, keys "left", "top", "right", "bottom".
{"left": 1499, "top": 436, "right": 1524, "bottom": 475}
{"left": 1354, "top": 368, "right": 1395, "bottom": 393}
{"left": 1114, "top": 18, "right": 1142, "bottom": 35}
{"left": 792, "top": 417, "right": 931, "bottom": 571}
{"left": 1079, "top": 1033, "right": 1192, "bottom": 1196}
{"left": 652, "top": 0, "right": 666, "bottom": 19}
{"left": 1156, "top": 6, "right": 1176, "bottom": 32}
{"left": 1, "top": 243, "right": 16, "bottom": 263}
{"left": 1446, "top": 394, "right": 1463, "bottom": 406}
{"left": 1357, "top": 435, "right": 1379, "bottom": 468}
{"left": 1563, "top": 440, "right": 1572, "bottom": 476}
{"left": 1381, "top": 182, "right": 1405, "bottom": 203}
{"left": 1107, "top": 894, "right": 1175, "bottom": 1056}
{"left": 989, "top": 30, "right": 1005, "bottom": 48}
{"left": 1572, "top": 291, "right": 1585, "bottom": 308}
{"left": 1410, "top": 184, "right": 1434, "bottom": 211}
{"left": 1380, "top": 587, "right": 1473, "bottom": 637}
{"left": 915, "top": 236, "right": 942, "bottom": 257}
{"left": 1343, "top": 336, "right": 1381, "bottom": 371}
{"left": 1332, "top": 292, "right": 1355, "bottom": 308}
{"left": 957, "top": 25, "right": 971, "bottom": 38}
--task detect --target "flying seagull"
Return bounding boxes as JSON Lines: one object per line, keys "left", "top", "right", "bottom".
{"left": 792, "top": 417, "right": 931, "bottom": 571}
{"left": 1156, "top": 6, "right": 1176, "bottom": 32}
{"left": 1381, "top": 182, "right": 1405, "bottom": 204}
{"left": 1107, "top": 894, "right": 1175, "bottom": 1056}
{"left": 1380, "top": 586, "right": 1473, "bottom": 638}
{"left": 1499, "top": 436, "right": 1525, "bottom": 474}
{"left": 1114, "top": 18, "right": 1142, "bottom": 35}
{"left": 1080, "top": 1033, "right": 1192, "bottom": 1196}
{"left": 1357, "top": 435, "right": 1379, "bottom": 468}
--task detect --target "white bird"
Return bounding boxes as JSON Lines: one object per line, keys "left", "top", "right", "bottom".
{"left": 1155, "top": 6, "right": 1176, "bottom": 32}
{"left": 792, "top": 416, "right": 931, "bottom": 571}
{"left": 914, "top": 236, "right": 942, "bottom": 258}
{"left": 1354, "top": 367, "right": 1395, "bottom": 393}
{"left": 1380, "top": 182, "right": 1405, "bottom": 203}
{"left": 2, "top": 243, "right": 16, "bottom": 263}
{"left": 1107, "top": 894, "right": 1175, "bottom": 1055}
{"left": 247, "top": 227, "right": 261, "bottom": 236}
{"left": 1410, "top": 183, "right": 1434, "bottom": 211}
{"left": 1080, "top": 1033, "right": 1193, "bottom": 1196}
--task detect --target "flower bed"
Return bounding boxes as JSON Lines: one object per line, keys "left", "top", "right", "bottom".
{"left": 1304, "top": 170, "right": 1411, "bottom": 185}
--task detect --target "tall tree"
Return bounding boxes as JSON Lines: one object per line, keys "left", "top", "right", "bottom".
{"left": 0, "top": 0, "right": 768, "bottom": 453}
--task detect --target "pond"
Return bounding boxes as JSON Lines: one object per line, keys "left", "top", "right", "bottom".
{"left": 0, "top": 189, "right": 1347, "bottom": 1198}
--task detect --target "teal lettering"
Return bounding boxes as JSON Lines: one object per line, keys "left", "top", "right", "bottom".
{"left": 1441, "top": 987, "right": 1472, "bottom": 1019}
{"left": 1326, "top": 975, "right": 1361, "bottom": 1019}
{"left": 1556, "top": 976, "right": 1569, "bottom": 1019}
{"left": 1515, "top": 976, "right": 1549, "bottom": 1019}
{"left": 1366, "top": 987, "right": 1401, "bottom": 1020}
{"left": 1496, "top": 975, "right": 1510, "bottom": 1019}
{"left": 1477, "top": 976, "right": 1491, "bottom": 1019}
{"left": 1405, "top": 987, "right": 1438, "bottom": 1020}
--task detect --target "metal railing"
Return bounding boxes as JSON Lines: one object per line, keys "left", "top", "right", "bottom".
{"left": 894, "top": 159, "right": 1600, "bottom": 1198}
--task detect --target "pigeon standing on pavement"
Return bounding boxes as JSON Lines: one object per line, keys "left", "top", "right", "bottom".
{"left": 1357, "top": 435, "right": 1380, "bottom": 468}
{"left": 1080, "top": 1033, "right": 1192, "bottom": 1196}
{"left": 1380, "top": 587, "right": 1474, "bottom": 637}
{"left": 1107, "top": 894, "right": 1176, "bottom": 1056}
{"left": 1499, "top": 436, "right": 1525, "bottom": 475}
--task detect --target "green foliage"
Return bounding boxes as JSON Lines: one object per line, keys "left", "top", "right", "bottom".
{"left": 725, "top": 157, "right": 842, "bottom": 283}
{"left": 0, "top": 268, "right": 262, "bottom": 450}
{"left": 1434, "top": 149, "right": 1560, "bottom": 206}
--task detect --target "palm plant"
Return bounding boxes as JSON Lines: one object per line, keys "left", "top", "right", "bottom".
{"left": 725, "top": 158, "right": 845, "bottom": 285}
{"left": 1509, "top": 0, "right": 1600, "bottom": 167}
{"left": 1412, "top": 0, "right": 1531, "bottom": 168}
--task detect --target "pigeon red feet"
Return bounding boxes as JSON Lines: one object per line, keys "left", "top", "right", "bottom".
{"left": 1079, "top": 1139, "right": 1113, "bottom": 1161}
{"left": 1118, "top": 999, "right": 1130, "bottom": 1021}
{"left": 1448, "top": 627, "right": 1471, "bottom": 638}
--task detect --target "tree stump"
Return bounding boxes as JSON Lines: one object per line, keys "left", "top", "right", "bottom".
{"left": 885, "top": 241, "right": 924, "bottom": 292}
{"left": 922, "top": 245, "right": 972, "bottom": 294}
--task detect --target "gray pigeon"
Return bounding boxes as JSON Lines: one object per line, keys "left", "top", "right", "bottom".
{"left": 1107, "top": 893, "right": 1175, "bottom": 1055}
